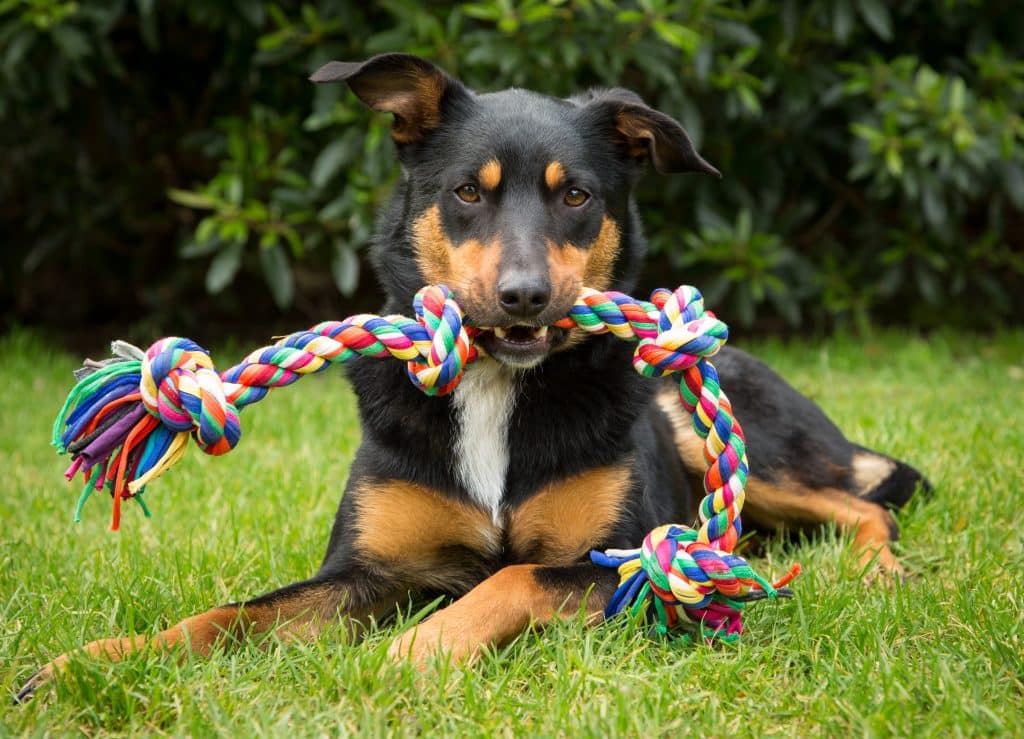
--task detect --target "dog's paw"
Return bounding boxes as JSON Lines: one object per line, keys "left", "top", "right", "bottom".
{"left": 387, "top": 619, "right": 478, "bottom": 669}
{"left": 13, "top": 662, "right": 59, "bottom": 705}
{"left": 387, "top": 622, "right": 442, "bottom": 669}
{"left": 858, "top": 547, "right": 907, "bottom": 586}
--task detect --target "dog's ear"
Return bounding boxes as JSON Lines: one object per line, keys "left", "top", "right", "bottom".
{"left": 310, "top": 53, "right": 469, "bottom": 144}
{"left": 580, "top": 89, "right": 720, "bottom": 176}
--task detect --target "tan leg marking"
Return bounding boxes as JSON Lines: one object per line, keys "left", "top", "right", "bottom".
{"left": 26, "top": 584, "right": 366, "bottom": 695}
{"left": 656, "top": 387, "right": 901, "bottom": 577}
{"left": 743, "top": 476, "right": 902, "bottom": 576}
{"left": 507, "top": 465, "right": 631, "bottom": 565}
{"left": 387, "top": 564, "right": 602, "bottom": 666}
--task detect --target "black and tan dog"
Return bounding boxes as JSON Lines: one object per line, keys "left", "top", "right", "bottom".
{"left": 17, "top": 53, "right": 928, "bottom": 701}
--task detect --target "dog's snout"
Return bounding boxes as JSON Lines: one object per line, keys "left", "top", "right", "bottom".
{"left": 498, "top": 275, "right": 551, "bottom": 318}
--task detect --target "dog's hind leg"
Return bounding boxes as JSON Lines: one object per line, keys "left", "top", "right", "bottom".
{"left": 655, "top": 346, "right": 930, "bottom": 579}
{"left": 14, "top": 571, "right": 394, "bottom": 703}
{"left": 387, "top": 562, "right": 620, "bottom": 667}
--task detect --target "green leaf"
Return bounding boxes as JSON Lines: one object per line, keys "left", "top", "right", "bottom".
{"left": 219, "top": 219, "right": 249, "bottom": 244}
{"left": 51, "top": 26, "right": 90, "bottom": 60}
{"left": 920, "top": 183, "right": 946, "bottom": 230}
{"left": 259, "top": 244, "right": 294, "bottom": 309}
{"left": 205, "top": 242, "right": 244, "bottom": 294}
{"left": 311, "top": 139, "right": 351, "bottom": 189}
{"left": 832, "top": 0, "right": 854, "bottom": 43}
{"left": 615, "top": 10, "right": 645, "bottom": 24}
{"left": 136, "top": 0, "right": 159, "bottom": 49}
{"left": 226, "top": 174, "right": 243, "bottom": 206}
{"left": 168, "top": 188, "right": 218, "bottom": 210}
{"left": 857, "top": 0, "right": 893, "bottom": 41}
{"left": 238, "top": 0, "right": 266, "bottom": 27}
{"left": 259, "top": 231, "right": 279, "bottom": 249}
{"left": 3, "top": 30, "right": 35, "bottom": 72}
{"left": 1003, "top": 163, "right": 1024, "bottom": 210}
{"left": 914, "top": 264, "right": 941, "bottom": 304}
{"left": 332, "top": 242, "right": 360, "bottom": 297}
{"left": 520, "top": 4, "right": 556, "bottom": 24}
{"left": 179, "top": 237, "right": 220, "bottom": 258}
{"left": 651, "top": 20, "right": 700, "bottom": 55}
{"left": 736, "top": 85, "right": 761, "bottom": 115}
{"left": 780, "top": 0, "right": 799, "bottom": 42}
{"left": 884, "top": 146, "right": 903, "bottom": 177}
{"left": 196, "top": 217, "right": 218, "bottom": 245}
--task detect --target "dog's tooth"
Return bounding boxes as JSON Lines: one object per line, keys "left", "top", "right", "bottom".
{"left": 533, "top": 326, "right": 548, "bottom": 339}
{"left": 494, "top": 327, "right": 508, "bottom": 339}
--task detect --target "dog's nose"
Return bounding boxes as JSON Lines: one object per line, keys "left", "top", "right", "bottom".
{"left": 498, "top": 276, "right": 551, "bottom": 318}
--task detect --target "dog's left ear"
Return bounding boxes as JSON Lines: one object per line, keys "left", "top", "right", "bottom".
{"left": 310, "top": 53, "right": 469, "bottom": 144}
{"left": 582, "top": 90, "right": 720, "bottom": 177}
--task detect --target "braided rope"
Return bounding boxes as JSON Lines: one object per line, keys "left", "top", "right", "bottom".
{"left": 53, "top": 283, "right": 796, "bottom": 638}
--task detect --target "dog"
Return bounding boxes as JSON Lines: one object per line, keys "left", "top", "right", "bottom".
{"left": 16, "top": 53, "right": 928, "bottom": 701}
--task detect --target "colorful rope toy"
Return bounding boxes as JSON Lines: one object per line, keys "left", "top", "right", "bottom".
{"left": 53, "top": 283, "right": 797, "bottom": 640}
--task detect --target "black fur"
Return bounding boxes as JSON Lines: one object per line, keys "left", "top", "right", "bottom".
{"left": 309, "top": 52, "right": 929, "bottom": 599}
{"left": 16, "top": 55, "right": 931, "bottom": 702}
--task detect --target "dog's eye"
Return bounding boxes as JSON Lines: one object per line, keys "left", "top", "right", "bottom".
{"left": 455, "top": 184, "right": 481, "bottom": 203}
{"left": 564, "top": 188, "right": 590, "bottom": 207}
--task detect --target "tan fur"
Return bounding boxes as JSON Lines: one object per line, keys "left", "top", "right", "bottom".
{"left": 655, "top": 389, "right": 708, "bottom": 471}
{"left": 387, "top": 564, "right": 604, "bottom": 665}
{"left": 508, "top": 466, "right": 631, "bottom": 564}
{"left": 414, "top": 74, "right": 444, "bottom": 130}
{"left": 614, "top": 111, "right": 655, "bottom": 158}
{"left": 29, "top": 585, "right": 365, "bottom": 692}
{"left": 544, "top": 160, "right": 566, "bottom": 190}
{"left": 478, "top": 159, "right": 502, "bottom": 190}
{"left": 548, "top": 215, "right": 622, "bottom": 351}
{"left": 656, "top": 387, "right": 901, "bottom": 575}
{"left": 382, "top": 74, "right": 444, "bottom": 143}
{"left": 546, "top": 215, "right": 620, "bottom": 299}
{"left": 352, "top": 479, "right": 501, "bottom": 586}
{"left": 582, "top": 216, "right": 621, "bottom": 291}
{"left": 741, "top": 476, "right": 902, "bottom": 574}
{"left": 411, "top": 204, "right": 501, "bottom": 309}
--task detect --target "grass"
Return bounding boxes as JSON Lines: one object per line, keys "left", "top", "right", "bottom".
{"left": 1, "top": 327, "right": 1023, "bottom": 736}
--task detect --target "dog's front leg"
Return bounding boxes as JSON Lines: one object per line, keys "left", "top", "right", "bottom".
{"left": 387, "top": 562, "right": 620, "bottom": 667}
{"left": 15, "top": 571, "right": 396, "bottom": 703}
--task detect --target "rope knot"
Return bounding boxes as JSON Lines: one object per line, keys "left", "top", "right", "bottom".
{"left": 405, "top": 285, "right": 477, "bottom": 396}
{"left": 140, "top": 337, "right": 240, "bottom": 456}
{"left": 594, "top": 523, "right": 785, "bottom": 640}
{"left": 633, "top": 286, "right": 729, "bottom": 378}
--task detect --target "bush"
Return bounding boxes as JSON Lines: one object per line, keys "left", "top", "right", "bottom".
{"left": 2, "top": 0, "right": 1022, "bottom": 336}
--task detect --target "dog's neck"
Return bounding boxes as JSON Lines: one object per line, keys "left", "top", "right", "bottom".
{"left": 451, "top": 359, "right": 518, "bottom": 524}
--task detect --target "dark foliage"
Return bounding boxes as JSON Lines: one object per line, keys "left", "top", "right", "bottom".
{"left": 2, "top": 0, "right": 1022, "bottom": 339}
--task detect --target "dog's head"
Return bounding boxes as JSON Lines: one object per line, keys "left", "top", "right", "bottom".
{"left": 312, "top": 53, "right": 718, "bottom": 368}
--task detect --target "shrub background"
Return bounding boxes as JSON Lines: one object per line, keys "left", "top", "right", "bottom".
{"left": 2, "top": 0, "right": 1022, "bottom": 341}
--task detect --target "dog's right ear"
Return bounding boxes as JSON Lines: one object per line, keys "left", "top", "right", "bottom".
{"left": 310, "top": 53, "right": 469, "bottom": 144}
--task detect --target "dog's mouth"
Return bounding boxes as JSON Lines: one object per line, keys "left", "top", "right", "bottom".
{"left": 475, "top": 324, "right": 564, "bottom": 368}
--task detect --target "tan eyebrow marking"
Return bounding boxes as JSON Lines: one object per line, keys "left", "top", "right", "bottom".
{"left": 478, "top": 159, "right": 502, "bottom": 190}
{"left": 544, "top": 161, "right": 565, "bottom": 190}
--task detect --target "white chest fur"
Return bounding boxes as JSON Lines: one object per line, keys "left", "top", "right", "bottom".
{"left": 451, "top": 361, "right": 517, "bottom": 523}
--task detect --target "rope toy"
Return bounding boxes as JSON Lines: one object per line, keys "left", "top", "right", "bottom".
{"left": 53, "top": 283, "right": 798, "bottom": 639}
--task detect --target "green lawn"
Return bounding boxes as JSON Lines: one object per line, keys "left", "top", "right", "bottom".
{"left": 2, "top": 328, "right": 1023, "bottom": 736}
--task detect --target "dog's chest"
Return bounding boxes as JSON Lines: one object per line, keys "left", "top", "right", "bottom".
{"left": 451, "top": 361, "right": 516, "bottom": 524}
